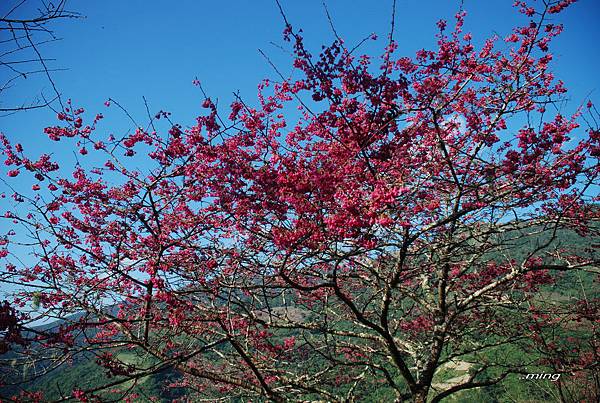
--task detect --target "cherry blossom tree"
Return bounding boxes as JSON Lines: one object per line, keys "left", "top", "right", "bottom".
{"left": 1, "top": 0, "right": 598, "bottom": 402}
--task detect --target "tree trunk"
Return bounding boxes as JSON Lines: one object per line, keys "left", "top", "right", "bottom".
{"left": 413, "top": 389, "right": 429, "bottom": 403}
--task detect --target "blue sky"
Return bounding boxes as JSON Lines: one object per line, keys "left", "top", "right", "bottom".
{"left": 0, "top": 0, "right": 598, "bottom": 312}
{"left": 2, "top": 0, "right": 599, "bottom": 139}
{"left": 0, "top": 0, "right": 599, "bottom": 207}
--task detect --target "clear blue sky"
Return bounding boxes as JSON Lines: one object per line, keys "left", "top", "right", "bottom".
{"left": 0, "top": 0, "right": 598, "bottom": 307}
{"left": 0, "top": 0, "right": 599, "bottom": 196}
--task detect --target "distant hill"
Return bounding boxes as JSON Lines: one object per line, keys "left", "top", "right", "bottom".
{"left": 1, "top": 224, "right": 597, "bottom": 402}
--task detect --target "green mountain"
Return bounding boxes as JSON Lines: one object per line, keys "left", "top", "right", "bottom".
{"left": 1, "top": 225, "right": 597, "bottom": 402}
